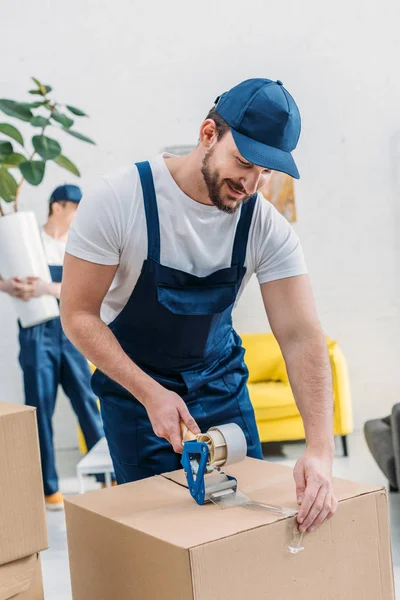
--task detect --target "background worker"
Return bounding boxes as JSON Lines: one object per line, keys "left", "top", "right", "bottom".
{"left": 0, "top": 185, "right": 105, "bottom": 510}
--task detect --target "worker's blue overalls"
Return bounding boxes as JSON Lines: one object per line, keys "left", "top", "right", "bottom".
{"left": 18, "top": 264, "right": 105, "bottom": 496}
{"left": 92, "top": 161, "right": 263, "bottom": 484}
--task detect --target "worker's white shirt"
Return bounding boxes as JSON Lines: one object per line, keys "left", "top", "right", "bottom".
{"left": 41, "top": 228, "right": 66, "bottom": 266}
{"left": 66, "top": 153, "right": 307, "bottom": 325}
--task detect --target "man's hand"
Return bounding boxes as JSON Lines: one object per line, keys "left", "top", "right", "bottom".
{"left": 294, "top": 448, "right": 338, "bottom": 533}
{"left": 143, "top": 387, "right": 200, "bottom": 453}
{"left": 2, "top": 277, "right": 35, "bottom": 301}
{"left": 26, "top": 277, "right": 50, "bottom": 298}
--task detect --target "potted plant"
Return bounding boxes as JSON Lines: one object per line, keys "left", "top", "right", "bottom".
{"left": 0, "top": 77, "right": 95, "bottom": 327}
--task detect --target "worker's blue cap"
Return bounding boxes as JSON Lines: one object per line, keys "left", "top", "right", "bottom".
{"left": 50, "top": 184, "right": 82, "bottom": 203}
{"left": 214, "top": 78, "right": 301, "bottom": 179}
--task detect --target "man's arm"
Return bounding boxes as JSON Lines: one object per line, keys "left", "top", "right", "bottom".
{"left": 261, "top": 274, "right": 338, "bottom": 531}
{"left": 60, "top": 253, "right": 200, "bottom": 452}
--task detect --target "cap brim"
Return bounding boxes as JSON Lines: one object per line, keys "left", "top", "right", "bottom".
{"left": 230, "top": 128, "right": 300, "bottom": 180}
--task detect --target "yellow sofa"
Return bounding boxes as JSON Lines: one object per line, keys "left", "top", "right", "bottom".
{"left": 240, "top": 332, "right": 353, "bottom": 455}
{"left": 79, "top": 333, "right": 353, "bottom": 456}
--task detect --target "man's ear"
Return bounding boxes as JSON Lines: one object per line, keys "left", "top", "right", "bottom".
{"left": 199, "top": 119, "right": 218, "bottom": 149}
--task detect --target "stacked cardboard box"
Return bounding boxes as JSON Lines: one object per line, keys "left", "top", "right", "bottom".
{"left": 0, "top": 403, "right": 48, "bottom": 600}
{"left": 65, "top": 456, "right": 395, "bottom": 599}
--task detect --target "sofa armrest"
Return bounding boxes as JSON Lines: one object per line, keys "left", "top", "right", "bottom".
{"left": 328, "top": 340, "right": 354, "bottom": 435}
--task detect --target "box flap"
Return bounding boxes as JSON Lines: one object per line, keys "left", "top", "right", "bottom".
{"left": 163, "top": 456, "right": 382, "bottom": 502}
{"left": 65, "top": 458, "right": 382, "bottom": 550}
{"left": 0, "top": 403, "right": 48, "bottom": 565}
{"left": 0, "top": 554, "right": 39, "bottom": 600}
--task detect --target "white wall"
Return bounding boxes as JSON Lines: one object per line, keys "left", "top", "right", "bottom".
{"left": 1, "top": 0, "right": 400, "bottom": 447}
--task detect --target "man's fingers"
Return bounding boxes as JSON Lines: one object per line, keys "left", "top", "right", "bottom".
{"left": 307, "top": 492, "right": 332, "bottom": 531}
{"left": 169, "top": 430, "right": 184, "bottom": 454}
{"left": 148, "top": 392, "right": 200, "bottom": 454}
{"left": 167, "top": 411, "right": 185, "bottom": 453}
{"left": 154, "top": 417, "right": 183, "bottom": 453}
{"left": 179, "top": 404, "right": 200, "bottom": 435}
{"left": 326, "top": 496, "right": 339, "bottom": 520}
{"left": 304, "top": 490, "right": 337, "bottom": 531}
{"left": 297, "top": 481, "right": 319, "bottom": 525}
{"left": 300, "top": 487, "right": 328, "bottom": 533}
{"left": 13, "top": 282, "right": 33, "bottom": 294}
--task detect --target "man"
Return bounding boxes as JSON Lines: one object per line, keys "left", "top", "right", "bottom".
{"left": 61, "top": 78, "right": 338, "bottom": 533}
{"left": 0, "top": 185, "right": 105, "bottom": 510}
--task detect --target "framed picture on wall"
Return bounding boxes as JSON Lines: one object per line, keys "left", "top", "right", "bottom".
{"left": 260, "top": 171, "right": 296, "bottom": 223}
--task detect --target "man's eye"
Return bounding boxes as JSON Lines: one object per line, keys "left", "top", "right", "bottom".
{"left": 237, "top": 158, "right": 250, "bottom": 167}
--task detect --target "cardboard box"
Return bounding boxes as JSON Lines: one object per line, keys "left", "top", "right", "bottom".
{"left": 65, "top": 457, "right": 395, "bottom": 600}
{"left": 0, "top": 554, "right": 44, "bottom": 600}
{"left": 0, "top": 403, "right": 48, "bottom": 600}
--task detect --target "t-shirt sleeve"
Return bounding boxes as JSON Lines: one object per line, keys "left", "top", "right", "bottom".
{"left": 66, "top": 177, "right": 124, "bottom": 265}
{"left": 253, "top": 195, "right": 308, "bottom": 285}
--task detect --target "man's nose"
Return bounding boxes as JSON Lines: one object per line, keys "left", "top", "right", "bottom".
{"left": 242, "top": 171, "right": 263, "bottom": 195}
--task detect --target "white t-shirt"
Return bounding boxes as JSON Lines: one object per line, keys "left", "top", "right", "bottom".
{"left": 41, "top": 228, "right": 66, "bottom": 266}
{"left": 66, "top": 154, "right": 307, "bottom": 325}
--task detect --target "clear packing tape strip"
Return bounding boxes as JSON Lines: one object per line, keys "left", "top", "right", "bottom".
{"left": 208, "top": 476, "right": 305, "bottom": 554}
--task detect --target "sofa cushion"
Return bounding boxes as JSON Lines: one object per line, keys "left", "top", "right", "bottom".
{"left": 248, "top": 381, "right": 300, "bottom": 421}
{"left": 241, "top": 333, "right": 289, "bottom": 384}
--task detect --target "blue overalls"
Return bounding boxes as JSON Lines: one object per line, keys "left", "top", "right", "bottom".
{"left": 92, "top": 161, "right": 263, "bottom": 484}
{"left": 18, "top": 264, "right": 105, "bottom": 496}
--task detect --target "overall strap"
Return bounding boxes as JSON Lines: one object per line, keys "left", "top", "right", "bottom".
{"left": 135, "top": 161, "right": 161, "bottom": 262}
{"left": 48, "top": 264, "right": 63, "bottom": 284}
{"left": 231, "top": 194, "right": 257, "bottom": 267}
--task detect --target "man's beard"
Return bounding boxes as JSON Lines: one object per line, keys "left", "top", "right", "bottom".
{"left": 201, "top": 149, "right": 252, "bottom": 214}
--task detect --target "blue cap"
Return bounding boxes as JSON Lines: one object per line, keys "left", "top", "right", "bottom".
{"left": 214, "top": 78, "right": 301, "bottom": 179}
{"left": 50, "top": 184, "right": 82, "bottom": 203}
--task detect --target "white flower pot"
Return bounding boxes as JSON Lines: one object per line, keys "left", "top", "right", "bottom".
{"left": 0, "top": 211, "right": 60, "bottom": 327}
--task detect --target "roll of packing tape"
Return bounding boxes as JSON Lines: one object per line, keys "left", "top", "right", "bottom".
{"left": 208, "top": 423, "right": 247, "bottom": 466}
{"left": 198, "top": 428, "right": 227, "bottom": 466}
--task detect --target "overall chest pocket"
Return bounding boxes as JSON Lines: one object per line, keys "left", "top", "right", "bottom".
{"left": 157, "top": 283, "right": 237, "bottom": 316}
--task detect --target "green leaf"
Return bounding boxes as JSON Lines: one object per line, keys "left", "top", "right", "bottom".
{"left": 53, "top": 154, "right": 80, "bottom": 177}
{"left": 19, "top": 160, "right": 46, "bottom": 185}
{"left": 0, "top": 141, "right": 13, "bottom": 157}
{"left": 0, "top": 153, "right": 26, "bottom": 168}
{"left": 51, "top": 110, "right": 74, "bottom": 128}
{"left": 0, "top": 100, "right": 33, "bottom": 122}
{"left": 62, "top": 128, "right": 95, "bottom": 145}
{"left": 30, "top": 116, "right": 49, "bottom": 128}
{"left": 31, "top": 77, "right": 43, "bottom": 88}
{"left": 32, "top": 135, "right": 61, "bottom": 160}
{"left": 0, "top": 168, "right": 18, "bottom": 202}
{"left": 20, "top": 101, "right": 44, "bottom": 109}
{"left": 66, "top": 105, "right": 87, "bottom": 117}
{"left": 43, "top": 85, "right": 52, "bottom": 94}
{"left": 0, "top": 123, "right": 24, "bottom": 146}
{"left": 29, "top": 89, "right": 44, "bottom": 96}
